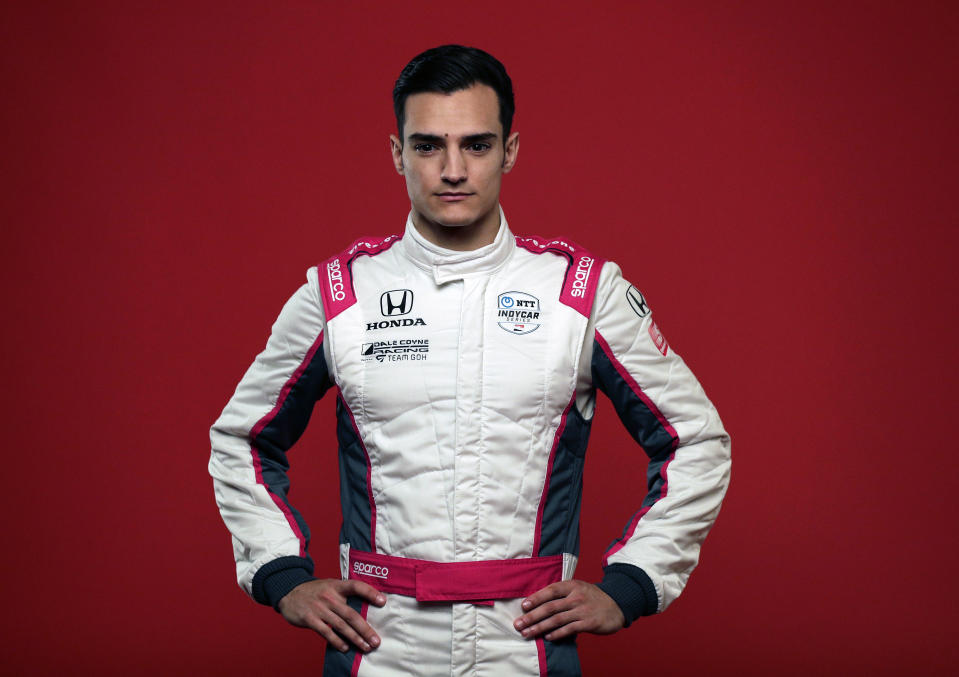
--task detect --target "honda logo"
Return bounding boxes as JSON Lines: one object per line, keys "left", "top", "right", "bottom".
{"left": 380, "top": 289, "right": 413, "bottom": 316}
{"left": 625, "top": 285, "right": 650, "bottom": 318}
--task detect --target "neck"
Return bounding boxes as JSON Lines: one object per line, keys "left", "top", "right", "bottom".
{"left": 411, "top": 208, "right": 500, "bottom": 251}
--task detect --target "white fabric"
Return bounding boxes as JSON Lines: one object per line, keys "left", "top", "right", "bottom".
{"left": 210, "top": 211, "right": 730, "bottom": 676}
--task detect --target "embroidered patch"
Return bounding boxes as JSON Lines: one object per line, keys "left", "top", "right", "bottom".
{"left": 496, "top": 291, "right": 541, "bottom": 335}
{"left": 626, "top": 285, "right": 650, "bottom": 318}
{"left": 648, "top": 321, "right": 669, "bottom": 356}
{"left": 361, "top": 339, "right": 429, "bottom": 362}
{"left": 380, "top": 289, "right": 413, "bottom": 316}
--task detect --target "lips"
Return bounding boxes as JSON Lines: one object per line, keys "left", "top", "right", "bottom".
{"left": 436, "top": 192, "right": 472, "bottom": 202}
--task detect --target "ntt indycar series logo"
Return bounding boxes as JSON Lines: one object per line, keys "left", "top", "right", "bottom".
{"left": 353, "top": 560, "right": 388, "bottom": 580}
{"left": 497, "top": 291, "right": 541, "bottom": 335}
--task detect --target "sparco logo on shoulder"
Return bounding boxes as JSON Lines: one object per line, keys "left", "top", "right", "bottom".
{"left": 353, "top": 560, "right": 388, "bottom": 579}
{"left": 326, "top": 259, "right": 345, "bottom": 301}
{"left": 570, "top": 256, "right": 595, "bottom": 298}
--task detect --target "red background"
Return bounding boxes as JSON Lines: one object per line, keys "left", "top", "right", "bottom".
{"left": 2, "top": 2, "right": 956, "bottom": 675}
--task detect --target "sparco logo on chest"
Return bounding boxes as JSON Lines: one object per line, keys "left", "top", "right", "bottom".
{"left": 326, "top": 259, "right": 345, "bottom": 301}
{"left": 570, "top": 256, "right": 594, "bottom": 298}
{"left": 353, "top": 561, "right": 388, "bottom": 579}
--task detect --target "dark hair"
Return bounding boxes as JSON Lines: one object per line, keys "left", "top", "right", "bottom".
{"left": 393, "top": 45, "right": 515, "bottom": 142}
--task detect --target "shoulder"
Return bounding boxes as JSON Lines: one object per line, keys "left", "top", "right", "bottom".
{"left": 514, "top": 234, "right": 600, "bottom": 263}
{"left": 316, "top": 233, "right": 402, "bottom": 321}
{"left": 513, "top": 234, "right": 606, "bottom": 318}
{"left": 320, "top": 233, "right": 403, "bottom": 278}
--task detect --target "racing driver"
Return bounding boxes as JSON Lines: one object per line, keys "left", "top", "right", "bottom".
{"left": 209, "top": 44, "right": 731, "bottom": 676}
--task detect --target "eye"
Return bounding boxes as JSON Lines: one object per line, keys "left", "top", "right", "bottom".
{"left": 466, "top": 143, "right": 492, "bottom": 153}
{"left": 414, "top": 143, "right": 437, "bottom": 154}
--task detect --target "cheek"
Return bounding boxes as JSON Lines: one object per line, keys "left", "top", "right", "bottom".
{"left": 408, "top": 172, "right": 428, "bottom": 199}
{"left": 405, "top": 176, "right": 420, "bottom": 203}
{"left": 406, "top": 162, "right": 432, "bottom": 191}
{"left": 475, "top": 166, "right": 501, "bottom": 197}
{"left": 402, "top": 164, "right": 422, "bottom": 195}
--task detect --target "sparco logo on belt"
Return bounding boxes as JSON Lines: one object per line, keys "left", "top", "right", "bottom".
{"left": 353, "top": 561, "right": 389, "bottom": 579}
{"left": 570, "top": 256, "right": 594, "bottom": 298}
{"left": 326, "top": 259, "right": 345, "bottom": 301}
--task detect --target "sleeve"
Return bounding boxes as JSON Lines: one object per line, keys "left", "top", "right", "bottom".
{"left": 208, "top": 267, "right": 334, "bottom": 609}
{"left": 588, "top": 262, "right": 731, "bottom": 625}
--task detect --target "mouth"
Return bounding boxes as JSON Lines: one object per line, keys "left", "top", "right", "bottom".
{"left": 436, "top": 192, "right": 472, "bottom": 202}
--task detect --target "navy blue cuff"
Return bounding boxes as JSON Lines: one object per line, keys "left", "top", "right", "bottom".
{"left": 596, "top": 563, "right": 658, "bottom": 626}
{"left": 251, "top": 555, "right": 316, "bottom": 609}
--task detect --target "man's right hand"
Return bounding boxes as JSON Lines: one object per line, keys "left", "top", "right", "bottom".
{"left": 277, "top": 579, "right": 386, "bottom": 653}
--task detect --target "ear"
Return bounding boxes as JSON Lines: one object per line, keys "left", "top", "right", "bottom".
{"left": 390, "top": 134, "right": 404, "bottom": 174}
{"left": 502, "top": 131, "right": 519, "bottom": 173}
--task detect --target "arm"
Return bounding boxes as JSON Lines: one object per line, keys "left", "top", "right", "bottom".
{"left": 591, "top": 262, "right": 731, "bottom": 623}
{"left": 208, "top": 268, "right": 384, "bottom": 650}
{"left": 516, "top": 262, "right": 731, "bottom": 638}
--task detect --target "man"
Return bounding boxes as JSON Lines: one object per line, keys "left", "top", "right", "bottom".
{"left": 210, "top": 45, "right": 730, "bottom": 676}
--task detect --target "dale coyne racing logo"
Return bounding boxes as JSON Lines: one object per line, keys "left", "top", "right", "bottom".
{"left": 361, "top": 339, "right": 429, "bottom": 362}
{"left": 497, "top": 291, "right": 541, "bottom": 335}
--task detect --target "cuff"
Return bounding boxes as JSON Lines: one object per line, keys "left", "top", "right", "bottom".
{"left": 596, "top": 563, "right": 658, "bottom": 626}
{"left": 251, "top": 555, "right": 316, "bottom": 610}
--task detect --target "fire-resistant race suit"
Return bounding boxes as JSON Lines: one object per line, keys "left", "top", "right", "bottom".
{"left": 209, "top": 212, "right": 731, "bottom": 676}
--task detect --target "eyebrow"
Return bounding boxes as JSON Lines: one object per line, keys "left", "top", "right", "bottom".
{"left": 407, "top": 132, "right": 499, "bottom": 145}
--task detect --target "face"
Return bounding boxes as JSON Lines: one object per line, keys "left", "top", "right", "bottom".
{"left": 390, "top": 84, "right": 519, "bottom": 247}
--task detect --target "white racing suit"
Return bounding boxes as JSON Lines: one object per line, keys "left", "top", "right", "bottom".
{"left": 210, "top": 212, "right": 731, "bottom": 676}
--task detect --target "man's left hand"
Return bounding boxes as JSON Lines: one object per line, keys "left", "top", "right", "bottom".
{"left": 513, "top": 580, "right": 625, "bottom": 641}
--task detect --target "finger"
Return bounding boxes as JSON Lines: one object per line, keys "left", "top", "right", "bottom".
{"left": 321, "top": 607, "right": 374, "bottom": 653}
{"left": 524, "top": 598, "right": 569, "bottom": 624}
{"left": 305, "top": 616, "right": 350, "bottom": 652}
{"left": 344, "top": 579, "right": 388, "bottom": 607}
{"left": 544, "top": 619, "right": 587, "bottom": 642}
{"left": 522, "top": 609, "right": 577, "bottom": 639}
{"left": 514, "top": 597, "right": 573, "bottom": 632}
{"left": 521, "top": 582, "right": 572, "bottom": 611}
{"left": 331, "top": 600, "right": 382, "bottom": 649}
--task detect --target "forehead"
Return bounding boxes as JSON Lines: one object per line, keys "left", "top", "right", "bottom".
{"left": 403, "top": 84, "right": 501, "bottom": 138}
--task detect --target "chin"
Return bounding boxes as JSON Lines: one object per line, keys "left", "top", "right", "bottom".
{"left": 429, "top": 207, "right": 481, "bottom": 229}
{"left": 434, "top": 217, "right": 477, "bottom": 229}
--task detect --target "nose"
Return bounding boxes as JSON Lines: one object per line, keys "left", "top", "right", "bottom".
{"left": 441, "top": 148, "right": 467, "bottom": 184}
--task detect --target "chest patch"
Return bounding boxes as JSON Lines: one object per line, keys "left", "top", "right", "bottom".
{"left": 361, "top": 338, "right": 430, "bottom": 363}
{"left": 497, "top": 291, "right": 542, "bottom": 335}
